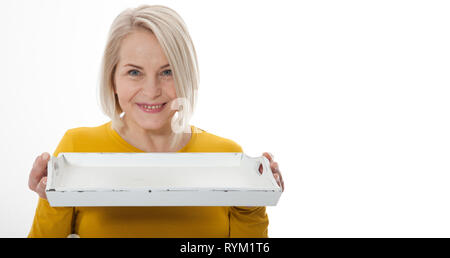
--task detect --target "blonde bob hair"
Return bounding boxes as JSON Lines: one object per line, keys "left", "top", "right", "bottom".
{"left": 98, "top": 5, "right": 199, "bottom": 151}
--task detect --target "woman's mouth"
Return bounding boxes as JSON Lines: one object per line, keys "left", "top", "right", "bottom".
{"left": 137, "top": 102, "right": 167, "bottom": 113}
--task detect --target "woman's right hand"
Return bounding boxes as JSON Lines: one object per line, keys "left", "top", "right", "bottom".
{"left": 28, "top": 152, "right": 51, "bottom": 200}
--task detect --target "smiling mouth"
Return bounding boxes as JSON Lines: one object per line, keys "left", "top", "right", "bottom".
{"left": 137, "top": 102, "right": 167, "bottom": 112}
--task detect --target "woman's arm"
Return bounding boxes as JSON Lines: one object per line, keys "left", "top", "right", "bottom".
{"left": 229, "top": 206, "right": 269, "bottom": 237}
{"left": 28, "top": 198, "right": 75, "bottom": 238}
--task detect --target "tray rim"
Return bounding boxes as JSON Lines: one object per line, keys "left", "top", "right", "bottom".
{"left": 46, "top": 152, "right": 282, "bottom": 193}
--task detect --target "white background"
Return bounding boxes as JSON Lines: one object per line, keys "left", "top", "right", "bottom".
{"left": 1, "top": 0, "right": 449, "bottom": 237}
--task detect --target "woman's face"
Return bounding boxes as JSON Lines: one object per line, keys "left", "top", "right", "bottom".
{"left": 114, "top": 28, "right": 177, "bottom": 131}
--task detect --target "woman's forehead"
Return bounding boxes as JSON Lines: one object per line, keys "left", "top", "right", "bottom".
{"left": 120, "top": 32, "right": 161, "bottom": 54}
{"left": 118, "top": 32, "right": 168, "bottom": 67}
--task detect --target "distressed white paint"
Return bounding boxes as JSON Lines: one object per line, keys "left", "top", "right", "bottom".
{"left": 46, "top": 152, "right": 282, "bottom": 207}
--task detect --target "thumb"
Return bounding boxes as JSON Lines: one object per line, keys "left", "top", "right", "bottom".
{"left": 36, "top": 176, "right": 48, "bottom": 200}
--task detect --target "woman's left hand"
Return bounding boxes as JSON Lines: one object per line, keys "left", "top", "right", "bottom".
{"left": 259, "top": 152, "right": 284, "bottom": 192}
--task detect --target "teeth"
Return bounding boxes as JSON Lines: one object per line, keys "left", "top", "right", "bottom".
{"left": 142, "top": 104, "right": 163, "bottom": 110}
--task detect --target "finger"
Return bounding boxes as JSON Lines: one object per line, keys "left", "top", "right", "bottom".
{"left": 270, "top": 163, "right": 284, "bottom": 191}
{"left": 273, "top": 173, "right": 280, "bottom": 181}
{"left": 274, "top": 173, "right": 282, "bottom": 187}
{"left": 29, "top": 153, "right": 50, "bottom": 191}
{"left": 262, "top": 152, "right": 274, "bottom": 163}
{"left": 270, "top": 162, "right": 279, "bottom": 173}
{"left": 275, "top": 170, "right": 284, "bottom": 188}
{"left": 277, "top": 170, "right": 284, "bottom": 192}
{"left": 274, "top": 173, "right": 284, "bottom": 191}
{"left": 36, "top": 176, "right": 48, "bottom": 200}
{"left": 29, "top": 155, "right": 43, "bottom": 190}
{"left": 258, "top": 164, "right": 263, "bottom": 174}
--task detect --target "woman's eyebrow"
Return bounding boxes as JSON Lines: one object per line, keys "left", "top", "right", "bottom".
{"left": 124, "top": 63, "right": 170, "bottom": 69}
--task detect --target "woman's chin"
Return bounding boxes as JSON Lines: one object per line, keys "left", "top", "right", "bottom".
{"left": 136, "top": 119, "right": 171, "bottom": 132}
{"left": 124, "top": 112, "right": 172, "bottom": 132}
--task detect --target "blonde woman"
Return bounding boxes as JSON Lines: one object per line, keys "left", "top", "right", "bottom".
{"left": 27, "top": 5, "right": 284, "bottom": 238}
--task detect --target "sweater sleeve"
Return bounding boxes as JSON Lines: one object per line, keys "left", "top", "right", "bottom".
{"left": 229, "top": 206, "right": 269, "bottom": 238}
{"left": 28, "top": 130, "right": 75, "bottom": 238}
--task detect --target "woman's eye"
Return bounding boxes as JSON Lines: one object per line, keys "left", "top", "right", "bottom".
{"left": 128, "top": 70, "right": 141, "bottom": 76}
{"left": 161, "top": 69, "right": 172, "bottom": 76}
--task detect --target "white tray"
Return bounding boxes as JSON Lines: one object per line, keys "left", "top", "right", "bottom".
{"left": 45, "top": 152, "right": 282, "bottom": 207}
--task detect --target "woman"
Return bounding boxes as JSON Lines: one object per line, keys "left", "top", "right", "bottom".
{"left": 27, "top": 5, "right": 284, "bottom": 238}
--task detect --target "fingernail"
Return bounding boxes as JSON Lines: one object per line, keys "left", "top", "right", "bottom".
{"left": 269, "top": 153, "right": 274, "bottom": 160}
{"left": 43, "top": 178, "right": 47, "bottom": 185}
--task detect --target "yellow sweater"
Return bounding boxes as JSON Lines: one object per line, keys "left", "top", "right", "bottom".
{"left": 28, "top": 121, "right": 268, "bottom": 238}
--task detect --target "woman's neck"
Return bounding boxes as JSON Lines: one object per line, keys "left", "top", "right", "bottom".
{"left": 117, "top": 114, "right": 191, "bottom": 152}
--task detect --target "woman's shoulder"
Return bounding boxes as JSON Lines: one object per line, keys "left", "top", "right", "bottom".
{"left": 191, "top": 126, "right": 244, "bottom": 153}
{"left": 64, "top": 121, "right": 110, "bottom": 139}
{"left": 54, "top": 122, "right": 112, "bottom": 155}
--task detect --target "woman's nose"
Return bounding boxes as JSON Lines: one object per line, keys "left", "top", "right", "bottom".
{"left": 141, "top": 78, "right": 162, "bottom": 96}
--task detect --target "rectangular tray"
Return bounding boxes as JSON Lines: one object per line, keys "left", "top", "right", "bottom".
{"left": 45, "top": 152, "right": 282, "bottom": 207}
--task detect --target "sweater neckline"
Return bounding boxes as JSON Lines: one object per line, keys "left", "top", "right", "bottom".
{"left": 105, "top": 121, "right": 196, "bottom": 153}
